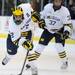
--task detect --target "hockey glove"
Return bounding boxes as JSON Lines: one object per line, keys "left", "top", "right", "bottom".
{"left": 31, "top": 11, "right": 40, "bottom": 22}
{"left": 38, "top": 19, "right": 45, "bottom": 29}
{"left": 63, "top": 31, "right": 70, "bottom": 39}
{"left": 13, "top": 38, "right": 20, "bottom": 46}
{"left": 22, "top": 40, "right": 33, "bottom": 51}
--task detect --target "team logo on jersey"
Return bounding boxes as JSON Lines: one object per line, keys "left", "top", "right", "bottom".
{"left": 26, "top": 13, "right": 30, "bottom": 17}
{"left": 52, "top": 16, "right": 60, "bottom": 21}
{"left": 47, "top": 15, "right": 60, "bottom": 21}
{"left": 26, "top": 18, "right": 31, "bottom": 24}
{"left": 21, "top": 24, "right": 29, "bottom": 30}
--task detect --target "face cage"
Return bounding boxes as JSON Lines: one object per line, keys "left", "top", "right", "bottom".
{"left": 13, "top": 15, "right": 24, "bottom": 25}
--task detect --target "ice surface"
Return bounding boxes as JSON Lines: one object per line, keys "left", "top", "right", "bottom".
{"left": 0, "top": 39, "right": 75, "bottom": 75}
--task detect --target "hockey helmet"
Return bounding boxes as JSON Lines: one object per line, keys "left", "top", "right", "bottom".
{"left": 13, "top": 8, "right": 23, "bottom": 16}
{"left": 13, "top": 7, "right": 24, "bottom": 25}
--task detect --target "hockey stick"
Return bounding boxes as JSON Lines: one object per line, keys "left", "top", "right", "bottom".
{"left": 18, "top": 50, "right": 29, "bottom": 75}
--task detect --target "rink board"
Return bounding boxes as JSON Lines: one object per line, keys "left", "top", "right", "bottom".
{"left": 0, "top": 33, "right": 75, "bottom": 44}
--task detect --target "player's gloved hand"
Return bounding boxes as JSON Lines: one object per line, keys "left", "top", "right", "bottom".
{"left": 13, "top": 39, "right": 20, "bottom": 46}
{"left": 63, "top": 31, "right": 70, "bottom": 39}
{"left": 31, "top": 11, "right": 40, "bottom": 22}
{"left": 22, "top": 40, "right": 33, "bottom": 51}
{"left": 38, "top": 19, "right": 45, "bottom": 29}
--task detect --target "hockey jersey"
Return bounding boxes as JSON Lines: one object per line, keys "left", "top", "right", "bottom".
{"left": 40, "top": 3, "right": 72, "bottom": 33}
{"left": 8, "top": 3, "right": 33, "bottom": 41}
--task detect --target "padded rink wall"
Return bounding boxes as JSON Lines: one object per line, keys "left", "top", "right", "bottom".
{"left": 0, "top": 16, "right": 75, "bottom": 57}
{"left": 0, "top": 16, "right": 9, "bottom": 38}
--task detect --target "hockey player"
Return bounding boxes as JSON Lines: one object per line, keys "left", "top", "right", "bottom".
{"left": 2, "top": 1, "right": 39, "bottom": 75}
{"left": 27, "top": 0, "right": 73, "bottom": 72}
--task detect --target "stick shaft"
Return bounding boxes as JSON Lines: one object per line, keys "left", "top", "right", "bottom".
{"left": 18, "top": 51, "right": 29, "bottom": 75}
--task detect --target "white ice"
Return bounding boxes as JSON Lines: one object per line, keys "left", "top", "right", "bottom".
{"left": 0, "top": 39, "right": 75, "bottom": 75}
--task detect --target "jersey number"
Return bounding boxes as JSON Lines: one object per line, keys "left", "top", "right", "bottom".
{"left": 49, "top": 20, "right": 56, "bottom": 25}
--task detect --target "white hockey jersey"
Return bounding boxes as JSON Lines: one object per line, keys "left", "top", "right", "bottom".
{"left": 40, "top": 3, "right": 72, "bottom": 33}
{"left": 8, "top": 3, "right": 33, "bottom": 41}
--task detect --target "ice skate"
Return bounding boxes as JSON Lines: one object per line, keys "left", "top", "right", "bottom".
{"left": 61, "top": 61, "right": 68, "bottom": 69}
{"left": 2, "top": 56, "right": 10, "bottom": 65}
{"left": 26, "top": 64, "right": 38, "bottom": 75}
{"left": 31, "top": 66, "right": 38, "bottom": 75}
